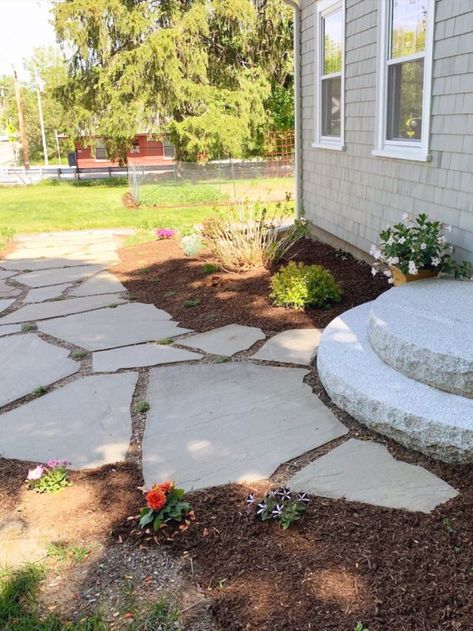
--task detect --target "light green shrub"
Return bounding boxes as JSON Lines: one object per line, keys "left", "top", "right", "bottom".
{"left": 270, "top": 261, "right": 342, "bottom": 309}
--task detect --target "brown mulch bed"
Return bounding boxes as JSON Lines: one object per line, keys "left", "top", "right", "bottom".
{"left": 152, "top": 473, "right": 471, "bottom": 631}
{"left": 114, "top": 237, "right": 389, "bottom": 332}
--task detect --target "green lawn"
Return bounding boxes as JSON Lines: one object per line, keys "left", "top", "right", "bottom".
{"left": 0, "top": 177, "right": 294, "bottom": 235}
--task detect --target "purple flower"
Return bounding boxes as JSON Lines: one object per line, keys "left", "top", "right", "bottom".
{"left": 156, "top": 228, "right": 176, "bottom": 240}
{"left": 47, "top": 459, "right": 70, "bottom": 469}
{"left": 272, "top": 504, "right": 284, "bottom": 518}
{"left": 297, "top": 492, "right": 310, "bottom": 504}
{"left": 27, "top": 465, "right": 44, "bottom": 481}
{"left": 256, "top": 502, "right": 267, "bottom": 515}
{"left": 246, "top": 494, "right": 256, "bottom": 506}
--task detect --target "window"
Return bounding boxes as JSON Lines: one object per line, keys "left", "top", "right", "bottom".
{"left": 95, "top": 138, "right": 108, "bottom": 160}
{"left": 374, "top": 0, "right": 435, "bottom": 161}
{"left": 314, "top": 0, "right": 345, "bottom": 150}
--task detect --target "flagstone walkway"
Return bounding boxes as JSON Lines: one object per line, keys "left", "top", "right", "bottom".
{"left": 0, "top": 230, "right": 458, "bottom": 513}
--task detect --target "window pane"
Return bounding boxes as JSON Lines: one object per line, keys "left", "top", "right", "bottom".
{"left": 387, "top": 58, "right": 424, "bottom": 140}
{"left": 322, "top": 76, "right": 341, "bottom": 136}
{"left": 391, "top": 0, "right": 427, "bottom": 58}
{"left": 323, "top": 9, "right": 343, "bottom": 74}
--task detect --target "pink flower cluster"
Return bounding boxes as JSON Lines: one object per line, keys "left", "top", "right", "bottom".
{"left": 156, "top": 228, "right": 176, "bottom": 240}
{"left": 26, "top": 459, "right": 71, "bottom": 480}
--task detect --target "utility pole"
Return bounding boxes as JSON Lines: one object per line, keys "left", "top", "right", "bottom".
{"left": 12, "top": 66, "right": 29, "bottom": 169}
{"left": 35, "top": 67, "right": 48, "bottom": 166}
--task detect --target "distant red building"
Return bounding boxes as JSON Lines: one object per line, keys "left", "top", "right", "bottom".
{"left": 74, "top": 134, "right": 175, "bottom": 167}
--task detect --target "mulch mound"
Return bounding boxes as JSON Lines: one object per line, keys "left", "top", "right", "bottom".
{"left": 114, "top": 238, "right": 389, "bottom": 332}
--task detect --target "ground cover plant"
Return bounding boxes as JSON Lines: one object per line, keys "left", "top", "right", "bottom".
{"left": 140, "top": 481, "right": 192, "bottom": 533}
{"left": 27, "top": 460, "right": 72, "bottom": 494}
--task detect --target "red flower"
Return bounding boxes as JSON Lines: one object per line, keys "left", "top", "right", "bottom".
{"left": 159, "top": 480, "right": 174, "bottom": 494}
{"left": 146, "top": 486, "right": 166, "bottom": 511}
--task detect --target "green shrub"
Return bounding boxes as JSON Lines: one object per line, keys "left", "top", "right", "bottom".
{"left": 270, "top": 262, "right": 342, "bottom": 309}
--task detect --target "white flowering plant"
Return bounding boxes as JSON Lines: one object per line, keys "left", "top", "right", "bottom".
{"left": 371, "top": 212, "right": 472, "bottom": 282}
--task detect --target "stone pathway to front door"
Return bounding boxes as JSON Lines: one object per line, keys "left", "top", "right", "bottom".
{"left": 0, "top": 231, "right": 457, "bottom": 514}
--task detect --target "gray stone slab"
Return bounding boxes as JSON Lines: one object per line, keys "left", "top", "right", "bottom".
{"left": 0, "top": 294, "right": 126, "bottom": 324}
{"left": 93, "top": 343, "right": 202, "bottom": 372}
{"left": 369, "top": 279, "right": 473, "bottom": 397}
{"left": 317, "top": 303, "right": 473, "bottom": 463}
{"left": 143, "top": 363, "right": 348, "bottom": 491}
{"left": 0, "top": 299, "right": 14, "bottom": 314}
{"left": 0, "top": 334, "right": 78, "bottom": 407}
{"left": 24, "top": 283, "right": 72, "bottom": 303}
{"left": 252, "top": 328, "right": 323, "bottom": 365}
{"left": 0, "top": 270, "right": 16, "bottom": 280}
{"left": 39, "top": 303, "right": 191, "bottom": 351}
{"left": 70, "top": 271, "right": 126, "bottom": 296}
{"left": 0, "top": 324, "right": 21, "bottom": 336}
{"left": 0, "top": 281, "right": 21, "bottom": 298}
{"left": 0, "top": 373, "right": 137, "bottom": 468}
{"left": 289, "top": 439, "right": 458, "bottom": 513}
{"left": 15, "top": 265, "right": 107, "bottom": 288}
{"left": 180, "top": 324, "right": 265, "bottom": 356}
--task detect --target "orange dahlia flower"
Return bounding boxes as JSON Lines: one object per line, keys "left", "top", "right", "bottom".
{"left": 146, "top": 486, "right": 166, "bottom": 511}
{"left": 159, "top": 480, "right": 174, "bottom": 493}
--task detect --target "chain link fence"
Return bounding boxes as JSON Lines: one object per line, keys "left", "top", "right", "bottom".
{"left": 127, "top": 158, "right": 295, "bottom": 209}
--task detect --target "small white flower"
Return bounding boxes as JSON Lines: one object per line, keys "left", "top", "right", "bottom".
{"left": 370, "top": 246, "right": 382, "bottom": 260}
{"left": 438, "top": 236, "right": 446, "bottom": 244}
{"left": 386, "top": 236, "right": 394, "bottom": 245}
{"left": 408, "top": 261, "right": 418, "bottom": 275}
{"left": 431, "top": 257, "right": 441, "bottom": 267}
{"left": 398, "top": 237, "right": 406, "bottom": 245}
{"left": 384, "top": 270, "right": 393, "bottom": 278}
{"left": 444, "top": 224, "right": 452, "bottom": 232}
{"left": 388, "top": 278, "right": 394, "bottom": 284}
{"left": 420, "top": 243, "right": 427, "bottom": 250}
{"left": 386, "top": 256, "right": 399, "bottom": 265}
{"left": 371, "top": 268, "right": 377, "bottom": 276}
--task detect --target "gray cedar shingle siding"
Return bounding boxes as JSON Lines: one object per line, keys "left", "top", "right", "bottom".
{"left": 300, "top": 0, "right": 473, "bottom": 262}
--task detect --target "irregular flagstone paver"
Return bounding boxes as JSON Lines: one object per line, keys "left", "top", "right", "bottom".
{"left": 289, "top": 439, "right": 458, "bottom": 513}
{"left": 0, "top": 334, "right": 78, "bottom": 407}
{"left": 0, "top": 293, "right": 126, "bottom": 324}
{"left": 0, "top": 280, "right": 21, "bottom": 299}
{"left": 0, "top": 270, "right": 17, "bottom": 280}
{"left": 23, "top": 283, "right": 72, "bottom": 303}
{"left": 39, "top": 303, "right": 191, "bottom": 351}
{"left": 0, "top": 324, "right": 21, "bottom": 336}
{"left": 70, "top": 271, "right": 126, "bottom": 296}
{"left": 14, "top": 264, "right": 107, "bottom": 288}
{"left": 0, "top": 373, "right": 137, "bottom": 468}
{"left": 252, "top": 328, "right": 323, "bottom": 365}
{"left": 180, "top": 324, "right": 265, "bottom": 356}
{"left": 143, "top": 363, "right": 348, "bottom": 491}
{"left": 0, "top": 299, "right": 15, "bottom": 314}
{"left": 93, "top": 343, "right": 202, "bottom": 372}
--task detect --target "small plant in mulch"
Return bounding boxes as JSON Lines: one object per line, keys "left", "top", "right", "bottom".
{"left": 27, "top": 460, "right": 72, "bottom": 494}
{"left": 139, "top": 481, "right": 193, "bottom": 534}
{"left": 354, "top": 624, "right": 370, "bottom": 631}
{"left": 70, "top": 349, "right": 88, "bottom": 360}
{"left": 180, "top": 233, "right": 205, "bottom": 257}
{"left": 183, "top": 298, "right": 201, "bottom": 308}
{"left": 270, "top": 261, "right": 342, "bottom": 310}
{"left": 202, "top": 262, "right": 220, "bottom": 275}
{"left": 157, "top": 337, "right": 174, "bottom": 345}
{"left": 246, "top": 487, "right": 310, "bottom": 529}
{"left": 156, "top": 228, "right": 176, "bottom": 240}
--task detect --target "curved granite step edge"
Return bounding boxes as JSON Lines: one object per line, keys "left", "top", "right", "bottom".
{"left": 367, "top": 280, "right": 473, "bottom": 398}
{"left": 317, "top": 302, "right": 473, "bottom": 464}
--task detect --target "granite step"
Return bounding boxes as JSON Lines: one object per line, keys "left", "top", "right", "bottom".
{"left": 368, "top": 279, "right": 473, "bottom": 397}
{"left": 317, "top": 302, "right": 473, "bottom": 464}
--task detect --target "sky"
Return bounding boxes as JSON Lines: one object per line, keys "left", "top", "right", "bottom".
{"left": 0, "top": 0, "right": 57, "bottom": 78}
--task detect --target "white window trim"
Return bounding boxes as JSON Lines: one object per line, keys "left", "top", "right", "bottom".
{"left": 373, "top": 0, "right": 435, "bottom": 162}
{"left": 313, "top": 0, "right": 345, "bottom": 151}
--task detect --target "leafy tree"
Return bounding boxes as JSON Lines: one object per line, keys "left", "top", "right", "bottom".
{"left": 52, "top": 0, "right": 294, "bottom": 162}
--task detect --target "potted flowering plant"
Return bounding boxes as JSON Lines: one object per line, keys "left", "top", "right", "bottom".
{"left": 139, "top": 481, "right": 192, "bottom": 532}
{"left": 371, "top": 212, "right": 472, "bottom": 286}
